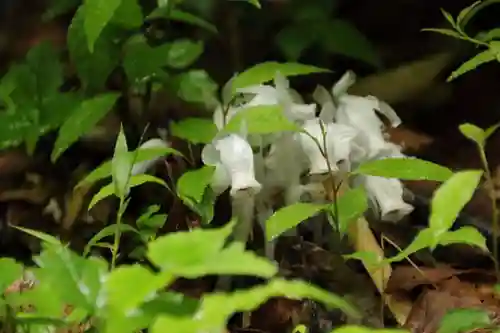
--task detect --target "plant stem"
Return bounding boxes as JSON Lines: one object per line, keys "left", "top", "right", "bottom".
{"left": 479, "top": 147, "right": 499, "bottom": 280}
{"left": 111, "top": 197, "right": 125, "bottom": 270}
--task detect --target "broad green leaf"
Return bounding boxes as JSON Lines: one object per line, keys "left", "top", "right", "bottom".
{"left": 386, "top": 228, "right": 435, "bottom": 263}
{"left": 223, "top": 105, "right": 301, "bottom": 135}
{"left": 175, "top": 70, "right": 218, "bottom": 106}
{"left": 354, "top": 158, "right": 453, "bottom": 181}
{"left": 330, "top": 187, "right": 368, "bottom": 235}
{"left": 88, "top": 183, "right": 115, "bottom": 210}
{"left": 34, "top": 246, "right": 108, "bottom": 312}
{"left": 321, "top": 19, "right": 381, "bottom": 68}
{"left": 129, "top": 174, "right": 169, "bottom": 189}
{"left": 106, "top": 265, "right": 173, "bottom": 313}
{"left": 68, "top": 6, "right": 121, "bottom": 91}
{"left": 76, "top": 146, "right": 182, "bottom": 188}
{"left": 231, "top": 61, "right": 330, "bottom": 93}
{"left": 0, "top": 258, "right": 23, "bottom": 293}
{"left": 177, "top": 166, "right": 215, "bottom": 203}
{"left": 170, "top": 118, "right": 217, "bottom": 144}
{"left": 181, "top": 186, "right": 216, "bottom": 224}
{"left": 147, "top": 9, "right": 217, "bottom": 33}
{"left": 137, "top": 205, "right": 161, "bottom": 226}
{"left": 83, "top": 0, "right": 123, "bottom": 52}
{"left": 448, "top": 49, "right": 496, "bottom": 81}
{"left": 112, "top": 0, "right": 143, "bottom": 28}
{"left": 148, "top": 221, "right": 273, "bottom": 278}
{"left": 165, "top": 39, "right": 204, "bottom": 69}
{"left": 112, "top": 125, "right": 133, "bottom": 199}
{"left": 0, "top": 113, "right": 34, "bottom": 150}
{"left": 123, "top": 36, "right": 171, "bottom": 83}
{"left": 44, "top": 0, "right": 80, "bottom": 20}
{"left": 438, "top": 226, "right": 488, "bottom": 251}
{"left": 429, "top": 170, "right": 482, "bottom": 236}
{"left": 438, "top": 308, "right": 491, "bottom": 333}
{"left": 52, "top": 93, "right": 120, "bottom": 162}
{"left": 276, "top": 24, "right": 318, "bottom": 61}
{"left": 25, "top": 41, "right": 63, "bottom": 99}
{"left": 12, "top": 226, "right": 62, "bottom": 246}
{"left": 265, "top": 203, "right": 326, "bottom": 241}
{"left": 422, "top": 28, "right": 463, "bottom": 39}
{"left": 459, "top": 123, "right": 485, "bottom": 146}
{"left": 84, "top": 223, "right": 140, "bottom": 256}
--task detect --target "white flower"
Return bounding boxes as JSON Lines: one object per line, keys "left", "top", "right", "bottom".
{"left": 130, "top": 138, "right": 169, "bottom": 176}
{"left": 202, "top": 134, "right": 261, "bottom": 196}
{"left": 297, "top": 118, "right": 358, "bottom": 176}
{"left": 354, "top": 175, "right": 413, "bottom": 222}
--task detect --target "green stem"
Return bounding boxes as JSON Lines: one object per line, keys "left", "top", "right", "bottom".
{"left": 479, "top": 147, "right": 499, "bottom": 280}
{"left": 111, "top": 197, "right": 125, "bottom": 270}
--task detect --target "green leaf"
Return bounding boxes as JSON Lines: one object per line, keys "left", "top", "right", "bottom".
{"left": 478, "top": 28, "right": 500, "bottom": 42}
{"left": 354, "top": 158, "right": 453, "bottom": 181}
{"left": 83, "top": 0, "right": 123, "bottom": 52}
{"left": 429, "top": 170, "right": 483, "bottom": 236}
{"left": 459, "top": 123, "right": 486, "bottom": 146}
{"left": 68, "top": 6, "right": 122, "bottom": 91}
{"left": 170, "top": 118, "right": 217, "bottom": 144}
{"left": 34, "top": 246, "right": 108, "bottom": 311}
{"left": 147, "top": 9, "right": 217, "bottom": 34}
{"left": 112, "top": 125, "right": 133, "bottom": 199}
{"left": 231, "top": 61, "right": 330, "bottom": 93}
{"left": 151, "top": 278, "right": 358, "bottom": 333}
{"left": 485, "top": 123, "right": 500, "bottom": 140}
{"left": 123, "top": 36, "right": 171, "bottom": 84}
{"left": 106, "top": 265, "right": 172, "bottom": 313}
{"left": 177, "top": 166, "right": 215, "bottom": 203}
{"left": 440, "top": 8, "right": 457, "bottom": 29}
{"left": 245, "top": 0, "right": 261, "bottom": 8}
{"left": 175, "top": 70, "right": 218, "bottom": 106}
{"left": 52, "top": 93, "right": 120, "bottom": 162}
{"left": 438, "top": 308, "right": 491, "bottom": 333}
{"left": 76, "top": 146, "right": 182, "bottom": 189}
{"left": 223, "top": 105, "right": 301, "bottom": 135}
{"left": 330, "top": 187, "right": 368, "bottom": 235}
{"left": 128, "top": 173, "right": 169, "bottom": 189}
{"left": 275, "top": 24, "right": 318, "bottom": 61}
{"left": 25, "top": 41, "right": 63, "bottom": 99}
{"left": 447, "top": 49, "right": 496, "bottom": 81}
{"left": 438, "top": 226, "right": 488, "bottom": 251}
{"left": 343, "top": 251, "right": 383, "bottom": 270}
{"left": 422, "top": 28, "right": 463, "bottom": 39}
{"left": 386, "top": 228, "right": 435, "bottom": 263}
{"left": 165, "top": 39, "right": 204, "bottom": 69}
{"left": 88, "top": 183, "right": 115, "bottom": 210}
{"left": 12, "top": 226, "right": 62, "bottom": 246}
{"left": 456, "top": 1, "right": 482, "bottom": 27}
{"left": 44, "top": 0, "right": 80, "bottom": 20}
{"left": 265, "top": 203, "right": 326, "bottom": 241}
{"left": 0, "top": 258, "right": 23, "bottom": 293}
{"left": 84, "top": 223, "right": 140, "bottom": 256}
{"left": 320, "top": 19, "right": 381, "bottom": 68}
{"left": 112, "top": 0, "right": 143, "bottom": 28}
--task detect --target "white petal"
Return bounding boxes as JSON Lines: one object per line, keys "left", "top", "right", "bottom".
{"left": 366, "top": 96, "right": 402, "bottom": 127}
{"left": 332, "top": 70, "right": 356, "bottom": 97}
{"left": 211, "top": 164, "right": 231, "bottom": 195}
{"left": 213, "top": 104, "right": 225, "bottom": 130}
{"left": 318, "top": 101, "right": 336, "bottom": 123}
{"left": 201, "top": 143, "right": 220, "bottom": 166}
{"left": 359, "top": 175, "right": 414, "bottom": 222}
{"left": 215, "top": 134, "right": 261, "bottom": 194}
{"left": 313, "top": 85, "right": 333, "bottom": 106}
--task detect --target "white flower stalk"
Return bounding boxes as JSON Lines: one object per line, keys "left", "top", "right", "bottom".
{"left": 354, "top": 175, "right": 413, "bottom": 222}
{"left": 297, "top": 118, "right": 358, "bottom": 176}
{"left": 130, "top": 138, "right": 170, "bottom": 176}
{"left": 202, "top": 133, "right": 261, "bottom": 196}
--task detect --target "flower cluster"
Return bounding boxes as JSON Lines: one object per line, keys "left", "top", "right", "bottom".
{"left": 201, "top": 71, "right": 414, "bottom": 256}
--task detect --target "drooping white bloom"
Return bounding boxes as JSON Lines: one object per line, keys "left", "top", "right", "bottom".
{"left": 131, "top": 138, "right": 170, "bottom": 176}
{"left": 202, "top": 133, "right": 261, "bottom": 196}
{"left": 296, "top": 118, "right": 359, "bottom": 176}
{"left": 353, "top": 175, "right": 413, "bottom": 222}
